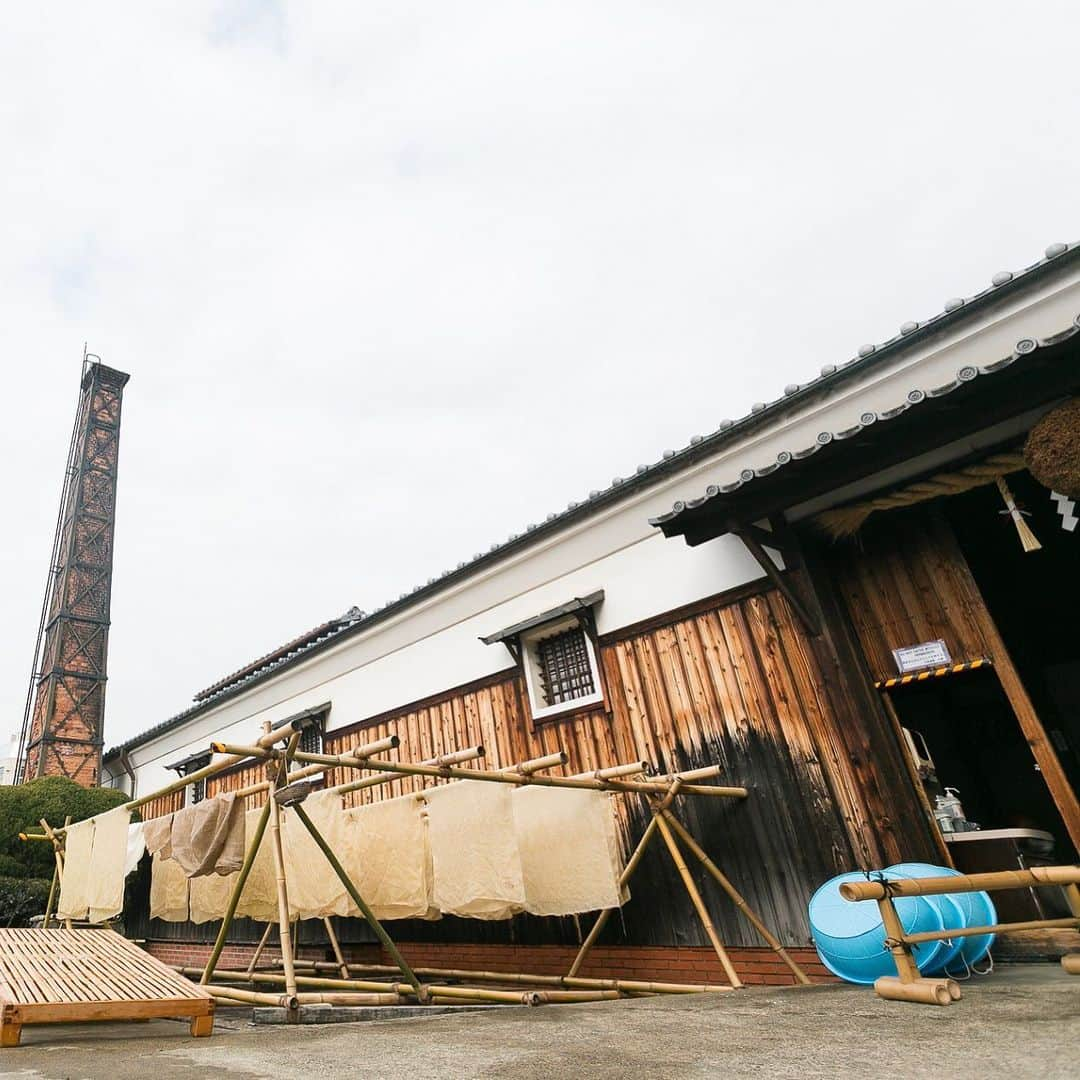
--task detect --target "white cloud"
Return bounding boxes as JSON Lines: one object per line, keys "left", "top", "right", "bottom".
{"left": 1, "top": 1, "right": 1078, "bottom": 746}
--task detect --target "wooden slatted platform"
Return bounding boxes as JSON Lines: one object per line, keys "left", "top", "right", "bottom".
{"left": 0, "top": 929, "right": 214, "bottom": 1047}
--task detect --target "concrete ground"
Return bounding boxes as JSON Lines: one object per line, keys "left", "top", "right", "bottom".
{"left": 4, "top": 965, "right": 1077, "bottom": 1079}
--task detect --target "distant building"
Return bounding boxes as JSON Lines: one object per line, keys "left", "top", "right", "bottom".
{"left": 0, "top": 732, "right": 19, "bottom": 786}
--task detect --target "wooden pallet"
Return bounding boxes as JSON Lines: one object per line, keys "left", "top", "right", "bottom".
{"left": 0, "top": 929, "right": 214, "bottom": 1047}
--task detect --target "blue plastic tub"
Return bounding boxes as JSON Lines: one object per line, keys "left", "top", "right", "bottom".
{"left": 808, "top": 871, "right": 946, "bottom": 984}
{"left": 885, "top": 862, "right": 996, "bottom": 973}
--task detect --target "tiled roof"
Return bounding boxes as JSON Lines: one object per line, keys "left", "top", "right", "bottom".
{"left": 651, "top": 315, "right": 1080, "bottom": 528}
{"left": 103, "top": 240, "right": 1077, "bottom": 760}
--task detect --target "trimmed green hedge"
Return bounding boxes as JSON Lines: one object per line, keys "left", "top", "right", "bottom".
{"left": 0, "top": 876, "right": 52, "bottom": 927}
{"left": 0, "top": 776, "right": 129, "bottom": 880}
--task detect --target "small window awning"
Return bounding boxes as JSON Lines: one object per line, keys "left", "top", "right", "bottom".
{"left": 165, "top": 750, "right": 213, "bottom": 775}
{"left": 480, "top": 591, "right": 604, "bottom": 646}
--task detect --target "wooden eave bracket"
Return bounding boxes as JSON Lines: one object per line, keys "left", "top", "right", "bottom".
{"left": 730, "top": 523, "right": 821, "bottom": 638}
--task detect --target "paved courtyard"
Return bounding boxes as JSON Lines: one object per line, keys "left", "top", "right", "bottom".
{"left": 5, "top": 965, "right": 1077, "bottom": 1079}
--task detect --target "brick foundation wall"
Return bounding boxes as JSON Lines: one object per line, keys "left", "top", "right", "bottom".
{"left": 146, "top": 939, "right": 834, "bottom": 987}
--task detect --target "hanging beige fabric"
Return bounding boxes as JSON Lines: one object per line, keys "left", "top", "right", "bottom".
{"left": 282, "top": 791, "right": 355, "bottom": 920}
{"left": 86, "top": 806, "right": 132, "bottom": 924}
{"left": 142, "top": 814, "right": 173, "bottom": 859}
{"left": 236, "top": 807, "right": 278, "bottom": 922}
{"left": 190, "top": 870, "right": 240, "bottom": 924}
{"left": 57, "top": 818, "right": 95, "bottom": 921}
{"left": 169, "top": 793, "right": 245, "bottom": 878}
{"left": 513, "top": 787, "right": 625, "bottom": 916}
{"left": 425, "top": 781, "right": 526, "bottom": 920}
{"left": 149, "top": 852, "right": 189, "bottom": 922}
{"left": 341, "top": 793, "right": 434, "bottom": 921}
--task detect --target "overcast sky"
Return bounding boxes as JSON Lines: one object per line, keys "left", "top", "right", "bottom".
{"left": 2, "top": 2, "right": 1078, "bottom": 752}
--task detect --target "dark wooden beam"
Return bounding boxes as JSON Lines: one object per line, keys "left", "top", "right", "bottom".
{"left": 730, "top": 526, "right": 821, "bottom": 638}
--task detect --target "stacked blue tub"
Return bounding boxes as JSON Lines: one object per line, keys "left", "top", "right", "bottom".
{"left": 808, "top": 863, "right": 996, "bottom": 984}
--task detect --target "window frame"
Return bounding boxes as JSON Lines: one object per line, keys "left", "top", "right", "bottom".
{"left": 520, "top": 614, "right": 605, "bottom": 723}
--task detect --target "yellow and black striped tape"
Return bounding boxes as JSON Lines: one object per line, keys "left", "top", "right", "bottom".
{"left": 875, "top": 657, "right": 990, "bottom": 690}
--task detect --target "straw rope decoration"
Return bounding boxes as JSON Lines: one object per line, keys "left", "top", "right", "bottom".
{"left": 814, "top": 452, "right": 1026, "bottom": 539}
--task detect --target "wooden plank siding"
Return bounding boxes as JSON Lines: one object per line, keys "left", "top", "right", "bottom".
{"left": 827, "top": 506, "right": 1080, "bottom": 849}
{"left": 314, "top": 583, "right": 855, "bottom": 948}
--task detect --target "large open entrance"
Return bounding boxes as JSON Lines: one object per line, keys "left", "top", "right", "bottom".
{"left": 942, "top": 470, "right": 1080, "bottom": 852}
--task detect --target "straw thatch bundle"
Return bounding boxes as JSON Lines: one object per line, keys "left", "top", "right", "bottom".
{"left": 1025, "top": 398, "right": 1080, "bottom": 498}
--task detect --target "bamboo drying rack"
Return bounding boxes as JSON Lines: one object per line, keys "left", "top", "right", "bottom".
{"left": 840, "top": 866, "right": 1080, "bottom": 1005}
{"left": 25, "top": 716, "right": 811, "bottom": 1017}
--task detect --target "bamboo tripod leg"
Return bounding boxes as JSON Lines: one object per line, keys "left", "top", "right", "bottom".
{"left": 291, "top": 803, "right": 425, "bottom": 1001}
{"left": 567, "top": 815, "right": 661, "bottom": 978}
{"left": 43, "top": 856, "right": 59, "bottom": 928}
{"left": 660, "top": 810, "right": 811, "bottom": 985}
{"left": 323, "top": 917, "right": 350, "bottom": 980}
{"left": 655, "top": 815, "right": 743, "bottom": 988}
{"left": 246, "top": 921, "right": 275, "bottom": 978}
{"left": 269, "top": 788, "right": 299, "bottom": 1007}
{"left": 201, "top": 796, "right": 274, "bottom": 985}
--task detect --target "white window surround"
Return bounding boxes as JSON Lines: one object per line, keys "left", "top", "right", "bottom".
{"left": 519, "top": 614, "right": 605, "bottom": 722}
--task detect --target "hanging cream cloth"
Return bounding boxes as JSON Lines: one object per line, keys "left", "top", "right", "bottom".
{"left": 143, "top": 814, "right": 173, "bottom": 859}
{"left": 235, "top": 807, "right": 279, "bottom": 922}
{"left": 85, "top": 806, "right": 132, "bottom": 924}
{"left": 282, "top": 791, "right": 355, "bottom": 920}
{"left": 150, "top": 852, "right": 189, "bottom": 922}
{"left": 169, "top": 793, "right": 245, "bottom": 878}
{"left": 341, "top": 793, "right": 436, "bottom": 921}
{"left": 425, "top": 781, "right": 526, "bottom": 920}
{"left": 56, "top": 818, "right": 95, "bottom": 921}
{"left": 190, "top": 870, "right": 240, "bottom": 924}
{"left": 513, "top": 787, "right": 625, "bottom": 916}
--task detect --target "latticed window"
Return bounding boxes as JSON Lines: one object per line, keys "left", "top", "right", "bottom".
{"left": 535, "top": 626, "right": 597, "bottom": 707}
{"left": 190, "top": 776, "right": 206, "bottom": 805}
{"left": 298, "top": 721, "right": 323, "bottom": 755}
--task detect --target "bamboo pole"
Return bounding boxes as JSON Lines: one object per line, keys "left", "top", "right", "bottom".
{"left": 902, "top": 916, "right": 1080, "bottom": 944}
{"left": 876, "top": 896, "right": 921, "bottom": 985}
{"left": 660, "top": 810, "right": 811, "bottom": 985}
{"left": 567, "top": 814, "right": 662, "bottom": 977}
{"left": 180, "top": 968, "right": 418, "bottom": 996}
{"left": 313, "top": 962, "right": 732, "bottom": 994}
{"left": 873, "top": 976, "right": 954, "bottom": 1006}
{"left": 331, "top": 745, "right": 485, "bottom": 798}
{"left": 246, "top": 922, "right": 276, "bottom": 978}
{"left": 295, "top": 992, "right": 404, "bottom": 1006}
{"left": 1062, "top": 954, "right": 1080, "bottom": 976}
{"left": 655, "top": 814, "right": 742, "bottom": 988}
{"left": 651, "top": 765, "right": 725, "bottom": 784}
{"left": 200, "top": 794, "right": 274, "bottom": 985}
{"left": 840, "top": 865, "right": 1080, "bottom": 901}
{"left": 290, "top": 802, "right": 425, "bottom": 1001}
{"left": 268, "top": 730, "right": 301, "bottom": 1012}
{"left": 570, "top": 761, "right": 650, "bottom": 781}
{"left": 42, "top": 860, "right": 59, "bottom": 929}
{"left": 426, "top": 985, "right": 541, "bottom": 1006}
{"left": 311, "top": 752, "right": 749, "bottom": 799}
{"left": 532, "top": 990, "right": 622, "bottom": 1003}
{"left": 206, "top": 985, "right": 299, "bottom": 1009}
{"left": 323, "top": 917, "right": 350, "bottom": 980}
{"left": 499, "top": 751, "right": 568, "bottom": 775}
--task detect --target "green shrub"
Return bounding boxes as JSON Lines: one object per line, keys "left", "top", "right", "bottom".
{"left": 0, "top": 876, "right": 53, "bottom": 927}
{"left": 0, "top": 776, "right": 129, "bottom": 880}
